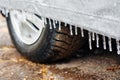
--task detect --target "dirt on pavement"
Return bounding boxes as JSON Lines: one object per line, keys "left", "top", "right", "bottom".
{"left": 0, "top": 14, "right": 120, "bottom": 80}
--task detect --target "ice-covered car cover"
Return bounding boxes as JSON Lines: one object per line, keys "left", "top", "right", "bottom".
{"left": 0, "top": 0, "right": 120, "bottom": 53}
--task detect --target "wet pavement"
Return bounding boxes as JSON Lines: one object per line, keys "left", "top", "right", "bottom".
{"left": 0, "top": 14, "right": 120, "bottom": 80}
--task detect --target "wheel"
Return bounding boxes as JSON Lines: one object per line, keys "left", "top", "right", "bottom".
{"left": 6, "top": 10, "right": 86, "bottom": 63}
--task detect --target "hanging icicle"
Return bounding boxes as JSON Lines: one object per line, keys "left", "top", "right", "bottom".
{"left": 2, "top": 8, "right": 5, "bottom": 16}
{"left": 81, "top": 28, "right": 84, "bottom": 37}
{"left": 116, "top": 40, "right": 120, "bottom": 55}
{"left": 96, "top": 34, "right": 99, "bottom": 48}
{"left": 55, "top": 20, "right": 58, "bottom": 24}
{"left": 75, "top": 26, "right": 78, "bottom": 35}
{"left": 53, "top": 20, "right": 56, "bottom": 29}
{"left": 44, "top": 17, "right": 47, "bottom": 24}
{"left": 49, "top": 18, "right": 52, "bottom": 29}
{"left": 5, "top": 9, "right": 9, "bottom": 17}
{"left": 70, "top": 25, "right": 73, "bottom": 35}
{"left": 92, "top": 32, "right": 95, "bottom": 41}
{"left": 59, "top": 21, "right": 61, "bottom": 31}
{"left": 88, "top": 32, "right": 92, "bottom": 50}
{"left": 64, "top": 23, "right": 67, "bottom": 27}
{"left": 108, "top": 38, "right": 112, "bottom": 52}
{"left": 103, "top": 36, "right": 106, "bottom": 50}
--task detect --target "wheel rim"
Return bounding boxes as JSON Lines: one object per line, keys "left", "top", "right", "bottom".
{"left": 10, "top": 11, "right": 45, "bottom": 45}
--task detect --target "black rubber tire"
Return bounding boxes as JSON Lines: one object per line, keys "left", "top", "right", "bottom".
{"left": 6, "top": 13, "right": 87, "bottom": 63}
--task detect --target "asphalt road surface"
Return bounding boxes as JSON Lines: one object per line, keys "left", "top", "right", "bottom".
{"left": 0, "top": 14, "right": 120, "bottom": 80}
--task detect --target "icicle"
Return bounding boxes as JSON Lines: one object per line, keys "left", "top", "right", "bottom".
{"left": 53, "top": 20, "right": 56, "bottom": 28}
{"left": 64, "top": 23, "right": 67, "bottom": 27}
{"left": 44, "top": 17, "right": 47, "bottom": 24}
{"left": 55, "top": 20, "right": 58, "bottom": 24}
{"left": 5, "top": 9, "right": 9, "bottom": 17}
{"left": 70, "top": 25, "right": 73, "bottom": 35}
{"left": 2, "top": 8, "right": 5, "bottom": 16}
{"left": 96, "top": 34, "right": 99, "bottom": 48}
{"left": 49, "top": 18, "right": 52, "bottom": 29}
{"left": 58, "top": 21, "right": 61, "bottom": 31}
{"left": 81, "top": 28, "right": 84, "bottom": 37}
{"left": 92, "top": 32, "right": 95, "bottom": 41}
{"left": 116, "top": 40, "right": 120, "bottom": 55}
{"left": 88, "top": 32, "right": 92, "bottom": 50}
{"left": 108, "top": 38, "right": 112, "bottom": 52}
{"left": 75, "top": 26, "right": 78, "bottom": 35}
{"left": 103, "top": 36, "right": 106, "bottom": 50}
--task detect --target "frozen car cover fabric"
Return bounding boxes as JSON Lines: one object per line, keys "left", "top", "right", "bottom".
{"left": 0, "top": 0, "right": 120, "bottom": 40}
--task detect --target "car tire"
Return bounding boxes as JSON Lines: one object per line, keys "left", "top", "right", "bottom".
{"left": 6, "top": 11, "right": 86, "bottom": 63}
